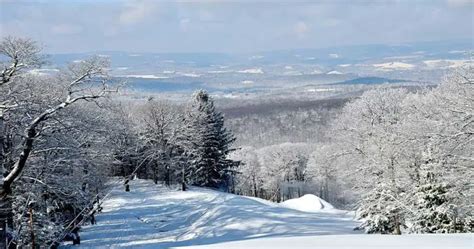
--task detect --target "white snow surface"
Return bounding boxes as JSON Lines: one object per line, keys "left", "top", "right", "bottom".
{"left": 280, "top": 194, "right": 335, "bottom": 213}
{"left": 423, "top": 59, "right": 472, "bottom": 69}
{"left": 28, "top": 68, "right": 60, "bottom": 76}
{"left": 62, "top": 179, "right": 358, "bottom": 248}
{"left": 176, "top": 72, "right": 201, "bottom": 78}
{"left": 62, "top": 179, "right": 472, "bottom": 249}
{"left": 241, "top": 80, "right": 254, "bottom": 84}
{"left": 372, "top": 62, "right": 415, "bottom": 70}
{"left": 124, "top": 74, "right": 170, "bottom": 79}
{"left": 327, "top": 70, "right": 343, "bottom": 75}
{"left": 237, "top": 68, "right": 264, "bottom": 74}
{"left": 184, "top": 234, "right": 473, "bottom": 249}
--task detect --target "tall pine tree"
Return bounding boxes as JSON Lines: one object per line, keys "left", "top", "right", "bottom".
{"left": 183, "top": 90, "right": 238, "bottom": 189}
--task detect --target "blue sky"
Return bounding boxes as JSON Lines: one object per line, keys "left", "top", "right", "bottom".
{"left": 0, "top": 0, "right": 472, "bottom": 53}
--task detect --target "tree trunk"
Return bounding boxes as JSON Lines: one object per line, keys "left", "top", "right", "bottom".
{"left": 231, "top": 174, "right": 235, "bottom": 194}
{"left": 0, "top": 126, "right": 37, "bottom": 249}
{"left": 389, "top": 157, "right": 401, "bottom": 235}
{"left": 28, "top": 208, "right": 35, "bottom": 249}
{"left": 124, "top": 178, "right": 130, "bottom": 192}
{"left": 165, "top": 165, "right": 170, "bottom": 186}
{"left": 125, "top": 184, "right": 130, "bottom": 192}
{"left": 324, "top": 179, "right": 329, "bottom": 201}
{"left": 252, "top": 178, "right": 257, "bottom": 197}
{"left": 181, "top": 165, "right": 186, "bottom": 191}
{"left": 394, "top": 215, "right": 401, "bottom": 235}
{"left": 0, "top": 196, "right": 11, "bottom": 249}
{"left": 3, "top": 127, "right": 36, "bottom": 195}
{"left": 319, "top": 185, "right": 323, "bottom": 199}
{"left": 0, "top": 116, "right": 5, "bottom": 177}
{"left": 153, "top": 165, "right": 158, "bottom": 185}
{"left": 0, "top": 117, "right": 6, "bottom": 248}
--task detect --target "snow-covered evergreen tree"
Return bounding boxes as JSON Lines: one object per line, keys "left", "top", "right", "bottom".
{"left": 357, "top": 183, "right": 404, "bottom": 234}
{"left": 409, "top": 149, "right": 467, "bottom": 233}
{"left": 411, "top": 181, "right": 458, "bottom": 233}
{"left": 184, "top": 90, "right": 238, "bottom": 189}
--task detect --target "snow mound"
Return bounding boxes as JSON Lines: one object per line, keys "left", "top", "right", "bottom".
{"left": 280, "top": 194, "right": 334, "bottom": 212}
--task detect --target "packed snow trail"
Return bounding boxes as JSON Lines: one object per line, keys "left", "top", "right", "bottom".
{"left": 61, "top": 179, "right": 472, "bottom": 249}
{"left": 61, "top": 179, "right": 359, "bottom": 248}
{"left": 183, "top": 234, "right": 473, "bottom": 249}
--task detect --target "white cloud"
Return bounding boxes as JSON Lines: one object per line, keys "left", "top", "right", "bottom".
{"left": 446, "top": 0, "right": 473, "bottom": 7}
{"left": 249, "top": 55, "right": 264, "bottom": 60}
{"left": 294, "top": 21, "right": 309, "bottom": 39}
{"left": 180, "top": 18, "right": 191, "bottom": 31}
{"left": 51, "top": 24, "right": 83, "bottom": 35}
{"left": 119, "top": 0, "right": 156, "bottom": 25}
{"left": 180, "top": 18, "right": 191, "bottom": 24}
{"left": 322, "top": 18, "right": 342, "bottom": 27}
{"left": 1, "top": 0, "right": 471, "bottom": 53}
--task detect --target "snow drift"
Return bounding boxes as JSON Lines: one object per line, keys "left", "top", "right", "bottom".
{"left": 280, "top": 194, "right": 335, "bottom": 213}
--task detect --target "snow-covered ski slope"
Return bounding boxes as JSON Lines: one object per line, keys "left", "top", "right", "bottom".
{"left": 63, "top": 179, "right": 472, "bottom": 249}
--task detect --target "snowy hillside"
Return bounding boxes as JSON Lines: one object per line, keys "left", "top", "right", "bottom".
{"left": 61, "top": 180, "right": 472, "bottom": 249}
{"left": 62, "top": 179, "right": 359, "bottom": 248}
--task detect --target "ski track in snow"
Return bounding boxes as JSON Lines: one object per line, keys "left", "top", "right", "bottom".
{"left": 61, "top": 179, "right": 360, "bottom": 248}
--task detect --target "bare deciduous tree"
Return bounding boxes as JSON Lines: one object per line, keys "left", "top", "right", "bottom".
{"left": 0, "top": 36, "right": 116, "bottom": 247}
{"left": 1, "top": 56, "right": 114, "bottom": 195}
